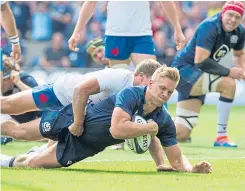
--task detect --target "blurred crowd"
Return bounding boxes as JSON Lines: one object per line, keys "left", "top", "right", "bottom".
{"left": 1, "top": 1, "right": 245, "bottom": 71}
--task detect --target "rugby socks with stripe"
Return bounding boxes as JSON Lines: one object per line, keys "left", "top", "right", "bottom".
{"left": 216, "top": 96, "right": 233, "bottom": 137}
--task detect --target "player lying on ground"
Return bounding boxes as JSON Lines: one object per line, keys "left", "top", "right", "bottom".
{"left": 1, "top": 59, "right": 161, "bottom": 141}
{"left": 1, "top": 66, "right": 212, "bottom": 173}
{"left": 1, "top": 55, "right": 41, "bottom": 144}
{"left": 172, "top": 1, "right": 245, "bottom": 147}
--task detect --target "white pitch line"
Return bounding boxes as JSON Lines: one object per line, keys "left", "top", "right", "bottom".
{"left": 82, "top": 156, "right": 245, "bottom": 163}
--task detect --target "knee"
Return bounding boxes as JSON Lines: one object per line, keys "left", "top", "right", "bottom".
{"left": 220, "top": 77, "right": 236, "bottom": 92}
{"left": 175, "top": 107, "right": 199, "bottom": 141}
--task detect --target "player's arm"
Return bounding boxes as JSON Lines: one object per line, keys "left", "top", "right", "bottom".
{"left": 159, "top": 2, "right": 182, "bottom": 33}
{"left": 194, "top": 22, "right": 232, "bottom": 77}
{"left": 111, "top": 107, "right": 158, "bottom": 139}
{"left": 69, "top": 2, "right": 97, "bottom": 51}
{"left": 0, "top": 2, "right": 18, "bottom": 37}
{"left": 69, "top": 77, "right": 100, "bottom": 136}
{"left": 11, "top": 71, "right": 38, "bottom": 91}
{"left": 164, "top": 145, "right": 212, "bottom": 173}
{"left": 233, "top": 50, "right": 245, "bottom": 72}
{"left": 1, "top": 2, "right": 21, "bottom": 60}
{"left": 159, "top": 1, "right": 185, "bottom": 50}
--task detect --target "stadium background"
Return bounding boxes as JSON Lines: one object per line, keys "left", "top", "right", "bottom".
{"left": 1, "top": 1, "right": 245, "bottom": 105}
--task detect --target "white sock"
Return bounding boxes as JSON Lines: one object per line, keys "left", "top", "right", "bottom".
{"left": 0, "top": 154, "right": 14, "bottom": 167}
{"left": 217, "top": 97, "right": 233, "bottom": 137}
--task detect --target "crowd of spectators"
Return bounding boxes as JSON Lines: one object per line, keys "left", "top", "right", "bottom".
{"left": 1, "top": 1, "right": 245, "bottom": 71}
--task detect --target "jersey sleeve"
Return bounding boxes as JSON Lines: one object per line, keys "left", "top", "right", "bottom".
{"left": 157, "top": 112, "right": 177, "bottom": 147}
{"left": 196, "top": 22, "right": 217, "bottom": 52}
{"left": 115, "top": 87, "right": 139, "bottom": 117}
{"left": 233, "top": 28, "right": 245, "bottom": 51}
{"left": 96, "top": 69, "right": 133, "bottom": 92}
{"left": 20, "top": 73, "right": 39, "bottom": 88}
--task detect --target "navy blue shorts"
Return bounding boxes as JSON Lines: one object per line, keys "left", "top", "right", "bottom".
{"left": 32, "top": 84, "right": 63, "bottom": 111}
{"left": 171, "top": 61, "right": 206, "bottom": 103}
{"left": 104, "top": 35, "right": 155, "bottom": 60}
{"left": 40, "top": 104, "right": 123, "bottom": 167}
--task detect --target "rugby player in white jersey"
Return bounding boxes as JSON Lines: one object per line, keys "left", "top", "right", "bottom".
{"left": 1, "top": 59, "right": 161, "bottom": 143}
{"left": 69, "top": 1, "right": 185, "bottom": 69}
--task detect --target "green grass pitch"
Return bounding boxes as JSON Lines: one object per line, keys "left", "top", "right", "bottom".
{"left": 1, "top": 105, "right": 245, "bottom": 191}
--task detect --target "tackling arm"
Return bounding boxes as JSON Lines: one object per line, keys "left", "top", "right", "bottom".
{"left": 72, "top": 78, "right": 100, "bottom": 126}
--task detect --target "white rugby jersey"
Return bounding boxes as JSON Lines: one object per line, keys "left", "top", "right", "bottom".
{"left": 105, "top": 1, "right": 152, "bottom": 36}
{"left": 53, "top": 68, "right": 134, "bottom": 106}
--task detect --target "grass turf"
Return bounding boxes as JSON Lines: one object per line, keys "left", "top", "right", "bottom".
{"left": 1, "top": 105, "right": 245, "bottom": 191}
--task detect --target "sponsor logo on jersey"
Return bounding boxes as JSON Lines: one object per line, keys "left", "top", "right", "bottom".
{"left": 213, "top": 45, "right": 229, "bottom": 61}
{"left": 42, "top": 121, "right": 51, "bottom": 132}
{"left": 230, "top": 35, "right": 238, "bottom": 44}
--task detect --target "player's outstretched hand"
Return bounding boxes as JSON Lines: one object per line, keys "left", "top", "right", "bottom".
{"left": 11, "top": 44, "right": 21, "bottom": 60}
{"left": 229, "top": 67, "right": 244, "bottom": 80}
{"left": 174, "top": 30, "right": 186, "bottom": 51}
{"left": 157, "top": 164, "right": 177, "bottom": 172}
{"left": 192, "top": 161, "right": 212, "bottom": 173}
{"left": 68, "top": 33, "right": 80, "bottom": 52}
{"left": 68, "top": 123, "right": 84, "bottom": 137}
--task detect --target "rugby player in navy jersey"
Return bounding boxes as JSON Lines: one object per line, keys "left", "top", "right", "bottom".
{"left": 172, "top": 1, "right": 245, "bottom": 147}
{"left": 1, "top": 66, "right": 212, "bottom": 174}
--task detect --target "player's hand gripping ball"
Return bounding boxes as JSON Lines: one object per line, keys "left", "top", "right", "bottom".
{"left": 125, "top": 115, "right": 152, "bottom": 154}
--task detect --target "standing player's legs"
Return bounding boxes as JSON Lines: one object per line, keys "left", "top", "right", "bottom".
{"left": 191, "top": 73, "right": 237, "bottom": 147}
{"left": 1, "top": 84, "right": 62, "bottom": 115}
{"left": 104, "top": 35, "right": 131, "bottom": 68}
{"left": 1, "top": 118, "right": 43, "bottom": 141}
{"left": 212, "top": 75, "right": 236, "bottom": 147}
{"left": 0, "top": 142, "right": 62, "bottom": 168}
{"left": 130, "top": 36, "right": 156, "bottom": 66}
{"left": 175, "top": 74, "right": 204, "bottom": 141}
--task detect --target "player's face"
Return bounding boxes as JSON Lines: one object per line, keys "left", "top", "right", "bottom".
{"left": 148, "top": 77, "right": 176, "bottom": 107}
{"left": 92, "top": 47, "right": 109, "bottom": 65}
{"left": 222, "top": 10, "right": 242, "bottom": 32}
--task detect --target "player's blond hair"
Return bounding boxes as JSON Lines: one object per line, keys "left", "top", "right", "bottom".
{"left": 134, "top": 59, "right": 162, "bottom": 77}
{"left": 152, "top": 66, "right": 180, "bottom": 85}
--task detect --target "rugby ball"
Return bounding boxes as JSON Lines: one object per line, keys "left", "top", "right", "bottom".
{"left": 125, "top": 115, "right": 152, "bottom": 154}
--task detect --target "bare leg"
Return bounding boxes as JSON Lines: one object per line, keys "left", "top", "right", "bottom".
{"left": 131, "top": 53, "right": 156, "bottom": 66}
{"left": 13, "top": 143, "right": 61, "bottom": 168}
{"left": 1, "top": 89, "right": 39, "bottom": 115}
{"left": 175, "top": 99, "right": 202, "bottom": 141}
{"left": 1, "top": 118, "right": 43, "bottom": 141}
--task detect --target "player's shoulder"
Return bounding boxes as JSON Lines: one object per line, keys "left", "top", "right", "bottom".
{"left": 198, "top": 13, "right": 221, "bottom": 32}
{"left": 119, "top": 86, "right": 146, "bottom": 98}
{"left": 235, "top": 24, "right": 245, "bottom": 35}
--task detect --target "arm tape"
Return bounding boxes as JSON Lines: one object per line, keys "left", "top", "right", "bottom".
{"left": 195, "top": 58, "right": 230, "bottom": 76}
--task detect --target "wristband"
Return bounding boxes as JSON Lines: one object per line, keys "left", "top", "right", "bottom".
{"left": 9, "top": 35, "right": 20, "bottom": 45}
